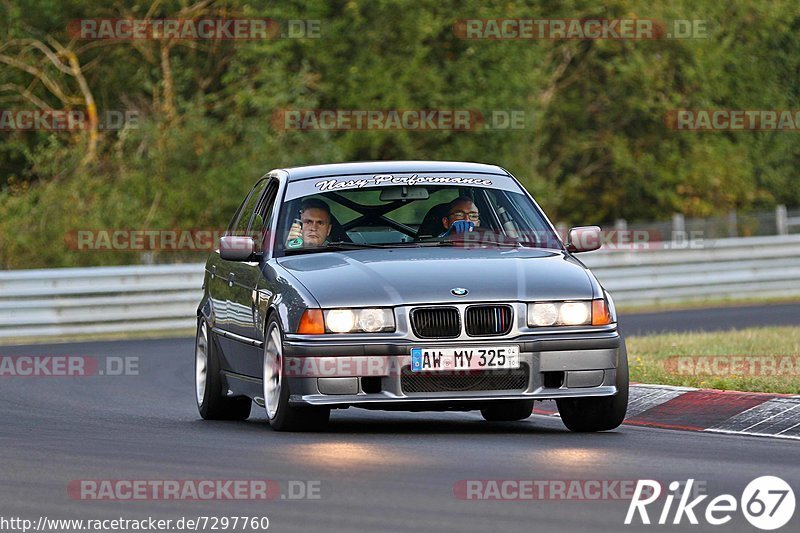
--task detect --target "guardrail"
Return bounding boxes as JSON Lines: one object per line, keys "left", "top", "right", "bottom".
{"left": 582, "top": 234, "right": 800, "bottom": 306}
{"left": 2, "top": 234, "right": 800, "bottom": 340}
{"left": 0, "top": 264, "right": 203, "bottom": 339}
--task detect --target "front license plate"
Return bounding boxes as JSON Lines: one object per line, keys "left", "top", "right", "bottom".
{"left": 410, "top": 346, "right": 520, "bottom": 372}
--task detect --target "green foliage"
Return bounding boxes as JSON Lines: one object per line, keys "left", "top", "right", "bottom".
{"left": 1, "top": 0, "right": 799, "bottom": 267}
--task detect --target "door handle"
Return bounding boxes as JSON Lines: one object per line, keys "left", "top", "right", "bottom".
{"left": 227, "top": 272, "right": 235, "bottom": 287}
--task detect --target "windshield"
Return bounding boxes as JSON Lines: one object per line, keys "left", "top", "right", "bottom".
{"left": 275, "top": 178, "right": 562, "bottom": 255}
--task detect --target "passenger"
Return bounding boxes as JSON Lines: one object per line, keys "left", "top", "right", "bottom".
{"left": 286, "top": 198, "right": 333, "bottom": 248}
{"left": 440, "top": 196, "right": 480, "bottom": 237}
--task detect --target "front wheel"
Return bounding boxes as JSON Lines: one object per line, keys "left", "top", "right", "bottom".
{"left": 555, "top": 342, "right": 629, "bottom": 432}
{"left": 195, "top": 319, "right": 252, "bottom": 420}
{"left": 263, "top": 317, "right": 330, "bottom": 431}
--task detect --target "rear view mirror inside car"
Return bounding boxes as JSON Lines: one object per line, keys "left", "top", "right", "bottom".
{"left": 379, "top": 186, "right": 430, "bottom": 201}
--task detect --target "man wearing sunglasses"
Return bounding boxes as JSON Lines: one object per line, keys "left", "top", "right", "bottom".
{"left": 440, "top": 196, "right": 480, "bottom": 237}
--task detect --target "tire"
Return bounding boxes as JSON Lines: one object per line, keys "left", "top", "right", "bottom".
{"left": 555, "top": 340, "right": 629, "bottom": 432}
{"left": 263, "top": 316, "right": 330, "bottom": 432}
{"left": 195, "top": 318, "right": 252, "bottom": 420}
{"left": 480, "top": 400, "right": 534, "bottom": 421}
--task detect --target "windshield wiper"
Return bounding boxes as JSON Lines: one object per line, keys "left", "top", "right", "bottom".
{"left": 424, "top": 237, "right": 522, "bottom": 248}
{"left": 284, "top": 238, "right": 529, "bottom": 255}
{"left": 326, "top": 241, "right": 390, "bottom": 248}
{"left": 284, "top": 241, "right": 398, "bottom": 255}
{"left": 476, "top": 238, "right": 523, "bottom": 248}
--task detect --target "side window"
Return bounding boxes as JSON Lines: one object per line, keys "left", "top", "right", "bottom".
{"left": 248, "top": 180, "right": 280, "bottom": 253}
{"left": 226, "top": 196, "right": 249, "bottom": 234}
{"left": 230, "top": 179, "right": 269, "bottom": 236}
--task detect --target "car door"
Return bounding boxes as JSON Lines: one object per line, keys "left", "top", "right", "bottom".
{"left": 207, "top": 182, "right": 256, "bottom": 336}
{"left": 225, "top": 178, "right": 281, "bottom": 377}
{"left": 213, "top": 178, "right": 269, "bottom": 374}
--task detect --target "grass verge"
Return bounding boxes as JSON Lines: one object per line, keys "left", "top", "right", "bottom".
{"left": 0, "top": 328, "right": 195, "bottom": 347}
{"left": 616, "top": 296, "right": 800, "bottom": 314}
{"left": 627, "top": 326, "right": 800, "bottom": 394}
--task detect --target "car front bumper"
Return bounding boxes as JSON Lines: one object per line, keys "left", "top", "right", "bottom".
{"left": 282, "top": 331, "right": 623, "bottom": 408}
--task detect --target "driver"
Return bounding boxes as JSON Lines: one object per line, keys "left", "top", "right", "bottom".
{"left": 286, "top": 198, "right": 333, "bottom": 248}
{"left": 440, "top": 196, "right": 480, "bottom": 237}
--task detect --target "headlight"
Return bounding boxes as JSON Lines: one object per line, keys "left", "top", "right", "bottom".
{"left": 527, "top": 300, "right": 611, "bottom": 327}
{"left": 326, "top": 309, "right": 356, "bottom": 333}
{"left": 323, "top": 308, "right": 395, "bottom": 333}
{"left": 528, "top": 303, "right": 558, "bottom": 326}
{"left": 559, "top": 302, "right": 590, "bottom": 325}
{"left": 358, "top": 308, "right": 389, "bottom": 332}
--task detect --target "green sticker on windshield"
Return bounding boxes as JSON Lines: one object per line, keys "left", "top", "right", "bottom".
{"left": 287, "top": 237, "right": 304, "bottom": 248}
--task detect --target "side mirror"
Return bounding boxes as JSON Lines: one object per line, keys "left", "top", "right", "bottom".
{"left": 567, "top": 226, "right": 602, "bottom": 253}
{"left": 219, "top": 235, "right": 255, "bottom": 261}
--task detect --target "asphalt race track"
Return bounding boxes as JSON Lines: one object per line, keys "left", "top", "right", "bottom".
{"left": 1, "top": 305, "right": 798, "bottom": 533}
{"left": 619, "top": 302, "right": 800, "bottom": 336}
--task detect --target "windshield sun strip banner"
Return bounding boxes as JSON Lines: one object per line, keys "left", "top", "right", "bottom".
{"left": 283, "top": 173, "right": 523, "bottom": 201}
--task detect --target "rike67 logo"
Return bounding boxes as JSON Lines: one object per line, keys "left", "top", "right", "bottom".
{"left": 626, "top": 477, "right": 795, "bottom": 530}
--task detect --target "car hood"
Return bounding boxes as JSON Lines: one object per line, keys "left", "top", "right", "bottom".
{"left": 276, "top": 247, "right": 596, "bottom": 308}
